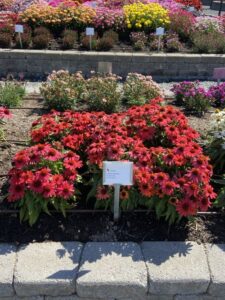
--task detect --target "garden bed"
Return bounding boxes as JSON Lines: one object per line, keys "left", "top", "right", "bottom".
{"left": 1, "top": 90, "right": 223, "bottom": 245}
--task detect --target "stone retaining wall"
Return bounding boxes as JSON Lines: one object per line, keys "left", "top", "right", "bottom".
{"left": 1, "top": 50, "right": 225, "bottom": 81}
{"left": 0, "top": 241, "right": 225, "bottom": 299}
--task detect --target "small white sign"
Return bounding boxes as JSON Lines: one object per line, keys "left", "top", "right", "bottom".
{"left": 103, "top": 161, "right": 133, "bottom": 186}
{"left": 188, "top": 6, "right": 195, "bottom": 11}
{"left": 15, "top": 24, "right": 24, "bottom": 33}
{"left": 155, "top": 27, "right": 165, "bottom": 36}
{"left": 86, "top": 27, "right": 94, "bottom": 36}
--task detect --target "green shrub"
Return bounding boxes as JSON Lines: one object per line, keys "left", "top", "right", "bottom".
{"left": 85, "top": 73, "right": 121, "bottom": 113}
{"left": 130, "top": 31, "right": 148, "bottom": 45}
{"left": 205, "top": 109, "right": 225, "bottom": 207}
{"left": 62, "top": 35, "right": 75, "bottom": 50}
{"left": 80, "top": 36, "right": 98, "bottom": 50}
{"left": 103, "top": 30, "right": 119, "bottom": 43}
{"left": 15, "top": 33, "right": 31, "bottom": 49}
{"left": 97, "top": 37, "right": 114, "bottom": 51}
{"left": 61, "top": 30, "right": 77, "bottom": 50}
{"left": 33, "top": 26, "right": 51, "bottom": 37}
{"left": 40, "top": 70, "right": 86, "bottom": 111}
{"left": 32, "top": 34, "right": 50, "bottom": 49}
{"left": 123, "top": 73, "right": 163, "bottom": 106}
{"left": 32, "top": 27, "right": 52, "bottom": 49}
{"left": 0, "top": 82, "right": 26, "bottom": 108}
{"left": 185, "top": 93, "right": 211, "bottom": 116}
{"left": 192, "top": 31, "right": 225, "bottom": 53}
{"left": 0, "top": 33, "right": 12, "bottom": 48}
{"left": 133, "top": 40, "right": 145, "bottom": 51}
{"left": 165, "top": 33, "right": 182, "bottom": 52}
{"left": 149, "top": 34, "right": 163, "bottom": 51}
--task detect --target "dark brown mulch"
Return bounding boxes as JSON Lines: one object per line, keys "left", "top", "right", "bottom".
{"left": 1, "top": 212, "right": 225, "bottom": 244}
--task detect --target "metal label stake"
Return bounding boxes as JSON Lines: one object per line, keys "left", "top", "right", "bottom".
{"left": 86, "top": 27, "right": 94, "bottom": 51}
{"left": 158, "top": 36, "right": 161, "bottom": 52}
{"left": 155, "top": 27, "right": 165, "bottom": 53}
{"left": 89, "top": 35, "right": 92, "bottom": 51}
{"left": 114, "top": 184, "right": 120, "bottom": 222}
{"left": 19, "top": 32, "right": 23, "bottom": 49}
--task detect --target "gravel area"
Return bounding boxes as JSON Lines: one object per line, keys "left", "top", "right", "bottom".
{"left": 202, "top": 5, "right": 225, "bottom": 16}
{"left": 0, "top": 80, "right": 219, "bottom": 97}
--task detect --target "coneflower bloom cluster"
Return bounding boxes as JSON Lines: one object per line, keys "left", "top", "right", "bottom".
{"left": 9, "top": 98, "right": 216, "bottom": 222}
{"left": 8, "top": 144, "right": 82, "bottom": 202}
{"left": 0, "top": 107, "right": 12, "bottom": 140}
{"left": 0, "top": 107, "right": 12, "bottom": 119}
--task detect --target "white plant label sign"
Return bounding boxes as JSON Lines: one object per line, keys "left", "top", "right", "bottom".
{"left": 188, "top": 6, "right": 195, "bottom": 11}
{"left": 103, "top": 161, "right": 133, "bottom": 186}
{"left": 155, "top": 27, "right": 165, "bottom": 36}
{"left": 86, "top": 27, "right": 95, "bottom": 36}
{"left": 15, "top": 24, "right": 24, "bottom": 33}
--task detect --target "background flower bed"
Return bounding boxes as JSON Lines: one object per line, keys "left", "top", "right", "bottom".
{"left": 40, "top": 71, "right": 163, "bottom": 112}
{"left": 1, "top": 0, "right": 225, "bottom": 53}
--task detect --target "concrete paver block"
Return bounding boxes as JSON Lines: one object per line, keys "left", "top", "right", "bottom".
{"left": 142, "top": 242, "right": 210, "bottom": 295}
{"left": 0, "top": 244, "right": 17, "bottom": 296}
{"left": 205, "top": 244, "right": 225, "bottom": 296}
{"left": 14, "top": 242, "right": 83, "bottom": 296}
{"left": 76, "top": 242, "right": 148, "bottom": 299}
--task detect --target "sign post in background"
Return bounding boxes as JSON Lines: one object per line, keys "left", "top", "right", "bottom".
{"left": 86, "top": 27, "right": 95, "bottom": 51}
{"left": 103, "top": 161, "right": 133, "bottom": 221}
{"left": 155, "top": 27, "right": 165, "bottom": 52}
{"left": 15, "top": 24, "right": 24, "bottom": 49}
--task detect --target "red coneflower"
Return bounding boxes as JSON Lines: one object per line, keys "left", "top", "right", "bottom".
{"left": 176, "top": 200, "right": 196, "bottom": 217}
{"left": 45, "top": 148, "right": 62, "bottom": 161}
{"left": 57, "top": 181, "right": 74, "bottom": 199}
{"left": 8, "top": 183, "right": 25, "bottom": 202}
{"left": 29, "top": 177, "right": 43, "bottom": 194}
{"left": 96, "top": 186, "right": 110, "bottom": 200}
{"left": 42, "top": 181, "right": 56, "bottom": 198}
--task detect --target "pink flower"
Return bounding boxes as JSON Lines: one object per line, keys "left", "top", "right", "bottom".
{"left": 0, "top": 107, "right": 12, "bottom": 119}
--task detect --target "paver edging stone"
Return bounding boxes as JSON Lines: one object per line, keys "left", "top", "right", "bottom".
{"left": 0, "top": 244, "right": 17, "bottom": 297}
{"left": 14, "top": 242, "right": 83, "bottom": 297}
{"left": 1, "top": 241, "right": 225, "bottom": 299}
{"left": 76, "top": 242, "right": 148, "bottom": 300}
{"left": 205, "top": 243, "right": 225, "bottom": 297}
{"left": 141, "top": 242, "right": 210, "bottom": 295}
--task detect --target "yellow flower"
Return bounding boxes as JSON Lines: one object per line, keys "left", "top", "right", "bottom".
{"left": 123, "top": 2, "right": 170, "bottom": 31}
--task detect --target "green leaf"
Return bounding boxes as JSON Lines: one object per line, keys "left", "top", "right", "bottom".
{"left": 19, "top": 204, "right": 27, "bottom": 223}
{"left": 155, "top": 198, "right": 167, "bottom": 219}
{"left": 86, "top": 176, "right": 102, "bottom": 201}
